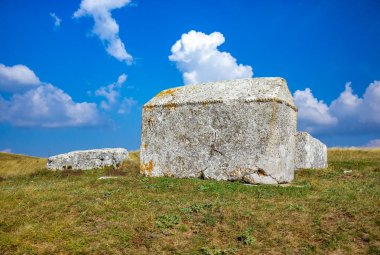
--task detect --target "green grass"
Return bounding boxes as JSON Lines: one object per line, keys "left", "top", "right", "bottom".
{"left": 0, "top": 149, "right": 379, "bottom": 254}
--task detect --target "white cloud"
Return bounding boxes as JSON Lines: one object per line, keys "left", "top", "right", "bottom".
{"left": 365, "top": 139, "right": 380, "bottom": 148}
{"left": 0, "top": 84, "right": 101, "bottom": 128}
{"left": 330, "top": 82, "right": 362, "bottom": 120}
{"left": 0, "top": 148, "right": 12, "bottom": 153}
{"left": 295, "top": 81, "right": 380, "bottom": 135}
{"left": 95, "top": 73, "right": 126, "bottom": 110}
{"left": 95, "top": 73, "right": 136, "bottom": 114}
{"left": 117, "top": 73, "right": 127, "bottom": 84}
{"left": 294, "top": 88, "right": 338, "bottom": 133}
{"left": 0, "top": 64, "right": 42, "bottom": 93}
{"left": 169, "top": 30, "right": 253, "bottom": 85}
{"left": 0, "top": 63, "right": 102, "bottom": 128}
{"left": 49, "top": 12, "right": 62, "bottom": 27}
{"left": 74, "top": 0, "right": 133, "bottom": 64}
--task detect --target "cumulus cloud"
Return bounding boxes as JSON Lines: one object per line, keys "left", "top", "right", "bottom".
{"left": 95, "top": 73, "right": 136, "bottom": 114}
{"left": 365, "top": 139, "right": 380, "bottom": 148}
{"left": 49, "top": 12, "right": 62, "bottom": 27}
{"left": 74, "top": 0, "right": 133, "bottom": 64}
{"left": 294, "top": 88, "right": 338, "bottom": 133}
{"left": 295, "top": 81, "right": 380, "bottom": 135}
{"left": 0, "top": 64, "right": 42, "bottom": 93}
{"left": 169, "top": 30, "right": 253, "bottom": 84}
{"left": 0, "top": 84, "right": 101, "bottom": 128}
{"left": 0, "top": 63, "right": 102, "bottom": 128}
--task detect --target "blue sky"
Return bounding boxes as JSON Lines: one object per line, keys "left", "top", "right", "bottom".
{"left": 0, "top": 0, "right": 379, "bottom": 157}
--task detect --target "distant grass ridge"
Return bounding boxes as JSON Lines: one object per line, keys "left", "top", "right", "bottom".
{"left": 0, "top": 152, "right": 46, "bottom": 179}
{"left": 0, "top": 149, "right": 379, "bottom": 254}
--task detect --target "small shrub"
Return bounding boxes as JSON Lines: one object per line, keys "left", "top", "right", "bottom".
{"left": 59, "top": 170, "right": 83, "bottom": 177}
{"left": 198, "top": 185, "right": 210, "bottom": 191}
{"left": 237, "top": 228, "right": 256, "bottom": 246}
{"left": 180, "top": 202, "right": 213, "bottom": 214}
{"left": 102, "top": 191, "right": 112, "bottom": 198}
{"left": 287, "top": 204, "right": 305, "bottom": 212}
{"left": 121, "top": 159, "right": 140, "bottom": 176}
{"left": 202, "top": 213, "right": 217, "bottom": 226}
{"left": 200, "top": 246, "right": 237, "bottom": 255}
{"left": 155, "top": 214, "right": 181, "bottom": 229}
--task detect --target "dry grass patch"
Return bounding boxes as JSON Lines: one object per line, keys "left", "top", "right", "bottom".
{"left": 0, "top": 152, "right": 46, "bottom": 178}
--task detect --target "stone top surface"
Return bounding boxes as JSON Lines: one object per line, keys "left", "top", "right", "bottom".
{"left": 144, "top": 78, "right": 296, "bottom": 110}
{"left": 48, "top": 148, "right": 128, "bottom": 159}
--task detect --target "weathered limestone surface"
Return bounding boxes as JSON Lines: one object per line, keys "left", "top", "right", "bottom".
{"left": 295, "top": 132, "right": 327, "bottom": 170}
{"left": 47, "top": 148, "right": 129, "bottom": 170}
{"left": 140, "top": 78, "right": 299, "bottom": 184}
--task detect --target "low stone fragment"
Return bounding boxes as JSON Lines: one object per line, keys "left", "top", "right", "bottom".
{"left": 47, "top": 148, "right": 129, "bottom": 170}
{"left": 295, "top": 132, "right": 327, "bottom": 170}
{"left": 98, "top": 176, "right": 120, "bottom": 180}
{"left": 243, "top": 173, "right": 278, "bottom": 185}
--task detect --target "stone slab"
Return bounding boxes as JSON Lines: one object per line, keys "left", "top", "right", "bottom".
{"left": 47, "top": 148, "right": 129, "bottom": 170}
{"left": 295, "top": 132, "right": 327, "bottom": 170}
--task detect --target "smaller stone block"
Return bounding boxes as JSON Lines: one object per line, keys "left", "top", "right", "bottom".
{"left": 295, "top": 132, "right": 327, "bottom": 170}
{"left": 47, "top": 148, "right": 129, "bottom": 170}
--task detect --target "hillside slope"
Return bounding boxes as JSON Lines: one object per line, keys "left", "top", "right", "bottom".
{"left": 0, "top": 153, "right": 47, "bottom": 179}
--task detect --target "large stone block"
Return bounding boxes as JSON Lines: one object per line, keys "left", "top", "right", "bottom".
{"left": 47, "top": 148, "right": 129, "bottom": 170}
{"left": 295, "top": 132, "right": 327, "bottom": 170}
{"left": 140, "top": 78, "right": 298, "bottom": 184}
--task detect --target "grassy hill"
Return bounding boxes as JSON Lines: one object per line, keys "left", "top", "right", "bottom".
{"left": 0, "top": 149, "right": 379, "bottom": 254}
{"left": 0, "top": 152, "right": 47, "bottom": 179}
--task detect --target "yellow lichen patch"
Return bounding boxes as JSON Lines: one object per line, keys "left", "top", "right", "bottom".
{"left": 163, "top": 102, "right": 177, "bottom": 110}
{"left": 140, "top": 160, "right": 153, "bottom": 176}
{"left": 156, "top": 88, "right": 180, "bottom": 98}
{"left": 202, "top": 101, "right": 208, "bottom": 107}
{"left": 141, "top": 143, "right": 148, "bottom": 150}
{"left": 257, "top": 169, "right": 266, "bottom": 176}
{"left": 147, "top": 117, "right": 155, "bottom": 127}
{"left": 144, "top": 105, "right": 155, "bottom": 111}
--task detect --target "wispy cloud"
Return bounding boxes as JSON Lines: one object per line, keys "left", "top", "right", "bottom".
{"left": 169, "top": 30, "right": 253, "bottom": 85}
{"left": 49, "top": 12, "right": 62, "bottom": 27}
{"left": 365, "top": 139, "right": 380, "bottom": 148}
{"left": 73, "top": 0, "right": 133, "bottom": 64}
{"left": 95, "top": 73, "right": 136, "bottom": 114}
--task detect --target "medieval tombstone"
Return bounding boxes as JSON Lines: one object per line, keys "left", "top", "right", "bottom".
{"left": 140, "top": 78, "right": 328, "bottom": 184}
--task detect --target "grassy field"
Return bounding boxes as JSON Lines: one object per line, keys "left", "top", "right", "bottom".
{"left": 0, "top": 153, "right": 46, "bottom": 179}
{"left": 0, "top": 149, "right": 379, "bottom": 254}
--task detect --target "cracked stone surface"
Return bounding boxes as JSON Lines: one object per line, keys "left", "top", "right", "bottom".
{"left": 140, "top": 78, "right": 300, "bottom": 184}
{"left": 295, "top": 132, "right": 328, "bottom": 170}
{"left": 47, "top": 148, "right": 129, "bottom": 170}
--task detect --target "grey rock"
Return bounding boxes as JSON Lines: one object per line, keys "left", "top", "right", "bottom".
{"left": 47, "top": 148, "right": 129, "bottom": 170}
{"left": 98, "top": 176, "right": 120, "bottom": 180}
{"left": 295, "top": 132, "right": 327, "bottom": 170}
{"left": 140, "top": 78, "right": 299, "bottom": 184}
{"left": 243, "top": 173, "right": 278, "bottom": 185}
